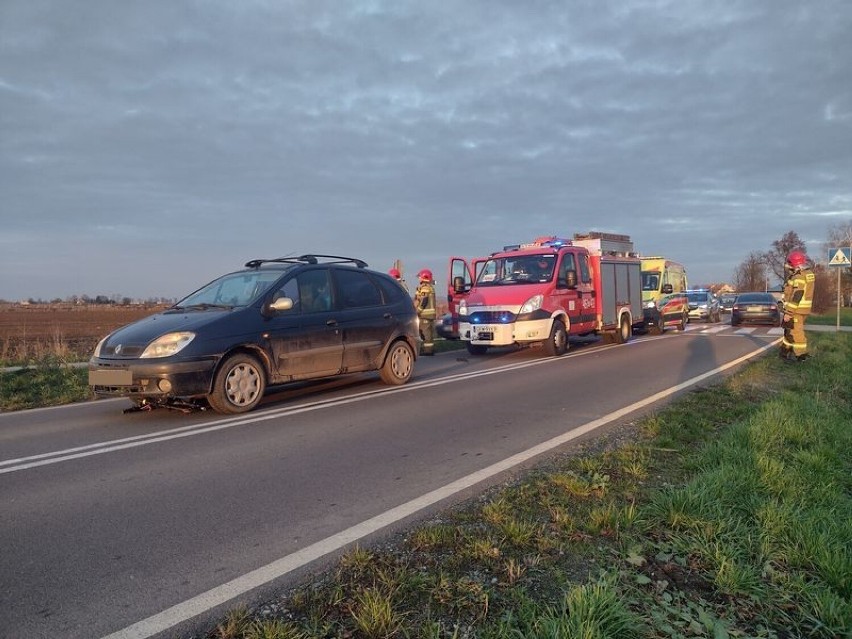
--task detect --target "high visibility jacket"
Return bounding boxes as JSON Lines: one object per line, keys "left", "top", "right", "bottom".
{"left": 782, "top": 267, "right": 815, "bottom": 315}
{"left": 414, "top": 282, "right": 436, "bottom": 320}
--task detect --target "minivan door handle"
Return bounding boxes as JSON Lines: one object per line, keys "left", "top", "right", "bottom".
{"left": 383, "top": 313, "right": 392, "bottom": 319}
{"left": 326, "top": 319, "right": 338, "bottom": 326}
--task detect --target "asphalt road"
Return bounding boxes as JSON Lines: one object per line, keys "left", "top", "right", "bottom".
{"left": 0, "top": 322, "right": 782, "bottom": 639}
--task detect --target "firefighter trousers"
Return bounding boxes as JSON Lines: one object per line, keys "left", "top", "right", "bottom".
{"left": 419, "top": 318, "right": 435, "bottom": 355}
{"left": 781, "top": 313, "right": 808, "bottom": 359}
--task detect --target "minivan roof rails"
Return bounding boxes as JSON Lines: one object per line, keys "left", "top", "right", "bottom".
{"left": 244, "top": 255, "right": 368, "bottom": 269}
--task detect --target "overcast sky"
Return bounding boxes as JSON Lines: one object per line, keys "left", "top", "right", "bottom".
{"left": 2, "top": 0, "right": 851, "bottom": 301}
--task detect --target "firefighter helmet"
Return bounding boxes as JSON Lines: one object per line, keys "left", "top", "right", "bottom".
{"left": 785, "top": 251, "right": 807, "bottom": 269}
{"left": 417, "top": 268, "right": 433, "bottom": 282}
{"left": 388, "top": 268, "right": 401, "bottom": 279}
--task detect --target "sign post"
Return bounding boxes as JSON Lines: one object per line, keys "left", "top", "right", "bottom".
{"left": 827, "top": 247, "right": 852, "bottom": 331}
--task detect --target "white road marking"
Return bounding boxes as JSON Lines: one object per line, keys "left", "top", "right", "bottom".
{"left": 734, "top": 327, "right": 756, "bottom": 334}
{"left": 700, "top": 325, "right": 729, "bottom": 334}
{"left": 100, "top": 340, "right": 779, "bottom": 639}
{"left": 0, "top": 347, "right": 603, "bottom": 474}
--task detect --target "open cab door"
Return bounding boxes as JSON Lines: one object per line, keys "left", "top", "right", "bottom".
{"left": 447, "top": 256, "right": 483, "bottom": 338}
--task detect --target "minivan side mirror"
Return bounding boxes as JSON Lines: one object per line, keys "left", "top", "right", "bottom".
{"left": 269, "top": 296, "right": 295, "bottom": 313}
{"left": 661, "top": 283, "right": 673, "bottom": 294}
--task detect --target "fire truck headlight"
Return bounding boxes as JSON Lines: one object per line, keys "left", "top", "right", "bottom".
{"left": 519, "top": 294, "right": 543, "bottom": 314}
{"left": 458, "top": 300, "right": 467, "bottom": 315}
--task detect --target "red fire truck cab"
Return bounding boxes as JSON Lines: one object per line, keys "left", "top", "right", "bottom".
{"left": 448, "top": 232, "right": 642, "bottom": 356}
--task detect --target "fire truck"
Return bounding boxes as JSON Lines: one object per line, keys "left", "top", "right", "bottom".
{"left": 447, "top": 232, "right": 642, "bottom": 355}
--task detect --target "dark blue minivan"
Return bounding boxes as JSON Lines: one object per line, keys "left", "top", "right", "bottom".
{"left": 89, "top": 255, "right": 420, "bottom": 414}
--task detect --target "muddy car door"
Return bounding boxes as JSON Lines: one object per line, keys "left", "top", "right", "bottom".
{"left": 266, "top": 269, "right": 343, "bottom": 379}
{"left": 334, "top": 269, "right": 396, "bottom": 372}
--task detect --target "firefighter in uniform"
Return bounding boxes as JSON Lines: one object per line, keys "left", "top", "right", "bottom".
{"left": 780, "top": 250, "right": 815, "bottom": 361}
{"left": 414, "top": 268, "right": 437, "bottom": 356}
{"left": 389, "top": 267, "right": 409, "bottom": 293}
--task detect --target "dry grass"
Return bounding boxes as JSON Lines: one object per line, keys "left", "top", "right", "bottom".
{"left": 0, "top": 303, "right": 166, "bottom": 364}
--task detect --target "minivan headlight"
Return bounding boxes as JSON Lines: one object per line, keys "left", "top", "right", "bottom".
{"left": 92, "top": 335, "right": 109, "bottom": 358}
{"left": 140, "top": 332, "right": 195, "bottom": 358}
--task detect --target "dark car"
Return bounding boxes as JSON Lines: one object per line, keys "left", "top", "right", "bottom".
{"left": 436, "top": 313, "right": 459, "bottom": 340}
{"left": 89, "top": 255, "right": 420, "bottom": 414}
{"left": 730, "top": 292, "right": 781, "bottom": 327}
{"left": 718, "top": 293, "right": 737, "bottom": 313}
{"left": 686, "top": 289, "right": 721, "bottom": 323}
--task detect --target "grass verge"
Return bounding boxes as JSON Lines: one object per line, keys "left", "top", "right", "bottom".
{"left": 807, "top": 307, "right": 852, "bottom": 326}
{"left": 202, "top": 331, "right": 851, "bottom": 639}
{"left": 0, "top": 356, "right": 90, "bottom": 411}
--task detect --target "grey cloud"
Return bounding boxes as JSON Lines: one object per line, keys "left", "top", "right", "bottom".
{"left": 1, "top": 0, "right": 851, "bottom": 299}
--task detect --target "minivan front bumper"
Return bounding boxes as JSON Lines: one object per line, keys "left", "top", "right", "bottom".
{"left": 88, "top": 357, "right": 218, "bottom": 400}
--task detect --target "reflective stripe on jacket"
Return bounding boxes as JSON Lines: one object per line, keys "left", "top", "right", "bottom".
{"left": 414, "top": 282, "right": 437, "bottom": 319}
{"left": 783, "top": 268, "right": 815, "bottom": 315}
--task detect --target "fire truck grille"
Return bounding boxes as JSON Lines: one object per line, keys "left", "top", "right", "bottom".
{"left": 469, "top": 310, "right": 516, "bottom": 324}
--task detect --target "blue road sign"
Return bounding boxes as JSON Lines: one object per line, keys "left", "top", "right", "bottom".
{"left": 827, "top": 247, "right": 852, "bottom": 267}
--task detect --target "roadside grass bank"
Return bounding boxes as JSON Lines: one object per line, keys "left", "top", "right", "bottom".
{"left": 200, "top": 331, "right": 851, "bottom": 639}
{"left": 807, "top": 307, "right": 852, "bottom": 327}
{"left": 0, "top": 356, "right": 91, "bottom": 411}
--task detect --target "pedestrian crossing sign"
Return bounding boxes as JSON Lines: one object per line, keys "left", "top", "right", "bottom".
{"left": 827, "top": 247, "right": 852, "bottom": 267}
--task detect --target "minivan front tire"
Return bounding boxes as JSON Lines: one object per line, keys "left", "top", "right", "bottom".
{"left": 208, "top": 353, "right": 266, "bottom": 414}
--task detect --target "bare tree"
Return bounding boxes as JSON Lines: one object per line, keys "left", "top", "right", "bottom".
{"left": 763, "top": 230, "right": 806, "bottom": 283}
{"left": 812, "top": 264, "right": 835, "bottom": 314}
{"left": 732, "top": 252, "right": 767, "bottom": 292}
{"left": 825, "top": 219, "right": 852, "bottom": 248}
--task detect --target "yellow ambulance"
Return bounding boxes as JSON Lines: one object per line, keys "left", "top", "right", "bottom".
{"left": 640, "top": 257, "right": 689, "bottom": 334}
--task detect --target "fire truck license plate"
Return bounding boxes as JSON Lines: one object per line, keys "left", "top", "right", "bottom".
{"left": 475, "top": 328, "right": 494, "bottom": 340}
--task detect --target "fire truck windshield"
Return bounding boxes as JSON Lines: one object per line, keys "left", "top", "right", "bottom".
{"left": 476, "top": 254, "right": 556, "bottom": 286}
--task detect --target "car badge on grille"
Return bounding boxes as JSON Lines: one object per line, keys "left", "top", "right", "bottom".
{"left": 114, "top": 344, "right": 123, "bottom": 354}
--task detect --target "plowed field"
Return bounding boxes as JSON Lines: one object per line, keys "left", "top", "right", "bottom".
{"left": 0, "top": 304, "right": 166, "bottom": 362}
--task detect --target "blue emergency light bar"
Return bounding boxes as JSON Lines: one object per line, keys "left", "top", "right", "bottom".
{"left": 538, "top": 238, "right": 572, "bottom": 248}
{"left": 503, "top": 237, "right": 573, "bottom": 252}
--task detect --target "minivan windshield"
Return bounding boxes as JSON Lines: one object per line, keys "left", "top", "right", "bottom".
{"left": 475, "top": 254, "right": 556, "bottom": 286}
{"left": 174, "top": 269, "right": 290, "bottom": 309}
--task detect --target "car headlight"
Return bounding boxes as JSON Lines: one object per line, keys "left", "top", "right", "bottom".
{"left": 140, "top": 332, "right": 195, "bottom": 358}
{"left": 92, "top": 335, "right": 109, "bottom": 358}
{"left": 698, "top": 304, "right": 708, "bottom": 309}
{"left": 519, "top": 294, "right": 543, "bottom": 314}
{"left": 643, "top": 300, "right": 657, "bottom": 309}
{"left": 458, "top": 300, "right": 467, "bottom": 315}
